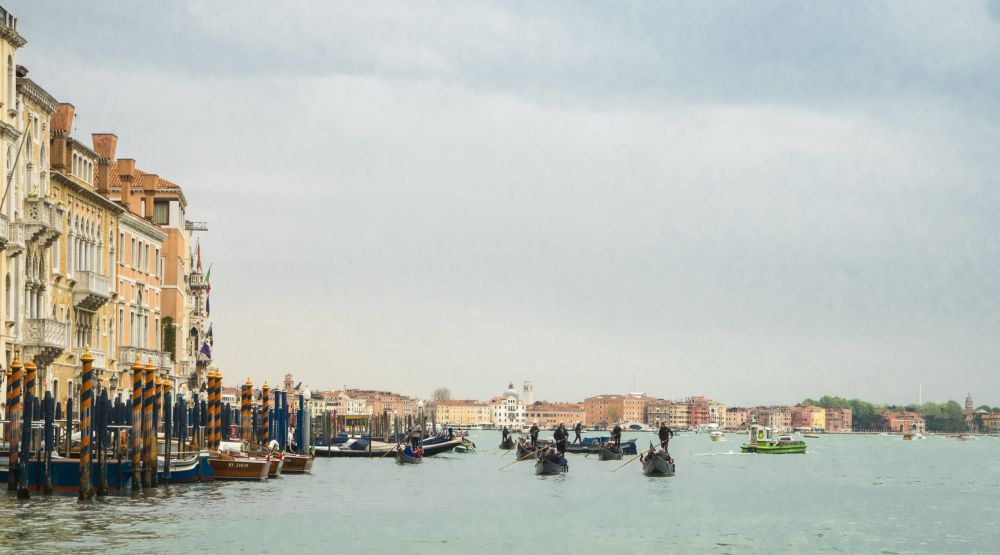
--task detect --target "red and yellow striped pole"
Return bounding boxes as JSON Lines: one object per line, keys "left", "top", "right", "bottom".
{"left": 25, "top": 356, "right": 37, "bottom": 460}
{"left": 207, "top": 368, "right": 217, "bottom": 450}
{"left": 79, "top": 347, "right": 94, "bottom": 499}
{"left": 142, "top": 358, "right": 155, "bottom": 488}
{"left": 261, "top": 381, "right": 271, "bottom": 446}
{"left": 214, "top": 370, "right": 224, "bottom": 448}
{"left": 130, "top": 355, "right": 143, "bottom": 490}
{"left": 6, "top": 354, "right": 22, "bottom": 492}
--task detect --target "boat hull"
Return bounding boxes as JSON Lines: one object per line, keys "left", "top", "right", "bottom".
{"left": 740, "top": 442, "right": 806, "bottom": 454}
{"left": 641, "top": 454, "right": 675, "bottom": 477}
{"left": 268, "top": 458, "right": 283, "bottom": 477}
{"left": 534, "top": 458, "right": 568, "bottom": 475}
{"left": 598, "top": 447, "right": 623, "bottom": 461}
{"left": 208, "top": 456, "right": 270, "bottom": 480}
{"left": 158, "top": 454, "right": 214, "bottom": 483}
{"left": 0, "top": 456, "right": 135, "bottom": 493}
{"left": 281, "top": 453, "right": 314, "bottom": 473}
{"left": 499, "top": 438, "right": 515, "bottom": 450}
{"left": 396, "top": 452, "right": 422, "bottom": 464}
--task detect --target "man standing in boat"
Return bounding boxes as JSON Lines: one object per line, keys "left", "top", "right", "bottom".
{"left": 573, "top": 422, "right": 583, "bottom": 444}
{"left": 611, "top": 423, "right": 622, "bottom": 448}
{"left": 409, "top": 423, "right": 423, "bottom": 451}
{"left": 529, "top": 422, "right": 539, "bottom": 447}
{"left": 501, "top": 426, "right": 510, "bottom": 444}
{"left": 658, "top": 422, "right": 674, "bottom": 452}
{"left": 553, "top": 423, "right": 568, "bottom": 454}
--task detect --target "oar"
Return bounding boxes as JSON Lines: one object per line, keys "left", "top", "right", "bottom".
{"left": 380, "top": 433, "right": 410, "bottom": 458}
{"left": 611, "top": 452, "right": 643, "bottom": 472}
{"left": 498, "top": 445, "right": 549, "bottom": 470}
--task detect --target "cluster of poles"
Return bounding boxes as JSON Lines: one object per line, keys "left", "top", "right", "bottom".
{"left": 3, "top": 348, "right": 310, "bottom": 500}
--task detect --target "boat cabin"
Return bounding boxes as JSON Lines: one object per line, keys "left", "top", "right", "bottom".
{"left": 747, "top": 422, "right": 773, "bottom": 446}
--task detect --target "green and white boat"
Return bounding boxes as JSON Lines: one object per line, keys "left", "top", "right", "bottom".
{"left": 741, "top": 422, "right": 806, "bottom": 454}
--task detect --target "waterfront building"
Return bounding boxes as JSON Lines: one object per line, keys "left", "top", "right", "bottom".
{"left": 667, "top": 401, "right": 689, "bottom": 429}
{"left": 980, "top": 412, "right": 1000, "bottom": 433}
{"left": 686, "top": 402, "right": 710, "bottom": 429}
{"left": 490, "top": 382, "right": 526, "bottom": 429}
{"left": 0, "top": 5, "right": 25, "bottom": 378}
{"left": 791, "top": 405, "right": 826, "bottom": 431}
{"left": 725, "top": 407, "right": 748, "bottom": 430}
{"left": 433, "top": 399, "right": 492, "bottom": 427}
{"left": 751, "top": 406, "right": 792, "bottom": 432}
{"left": 524, "top": 401, "right": 585, "bottom": 429}
{"left": 584, "top": 392, "right": 653, "bottom": 426}
{"left": 880, "top": 410, "right": 925, "bottom": 433}
{"left": 645, "top": 398, "right": 672, "bottom": 426}
{"left": 39, "top": 103, "right": 122, "bottom": 405}
{"left": 825, "top": 407, "right": 852, "bottom": 432}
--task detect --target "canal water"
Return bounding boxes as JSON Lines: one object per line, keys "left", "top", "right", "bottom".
{"left": 1, "top": 431, "right": 998, "bottom": 553}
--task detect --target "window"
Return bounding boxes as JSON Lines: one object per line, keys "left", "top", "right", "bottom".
{"left": 119, "top": 233, "right": 124, "bottom": 263}
{"left": 153, "top": 201, "right": 169, "bottom": 225}
{"left": 52, "top": 238, "right": 59, "bottom": 272}
{"left": 131, "top": 238, "right": 136, "bottom": 267}
{"left": 154, "top": 248, "right": 160, "bottom": 277}
{"left": 53, "top": 379, "right": 59, "bottom": 402}
{"left": 118, "top": 308, "right": 124, "bottom": 344}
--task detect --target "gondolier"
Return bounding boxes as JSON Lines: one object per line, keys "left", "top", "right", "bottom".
{"left": 409, "top": 424, "right": 423, "bottom": 450}
{"left": 611, "top": 424, "right": 622, "bottom": 448}
{"left": 529, "top": 423, "right": 539, "bottom": 446}
{"left": 573, "top": 422, "right": 583, "bottom": 444}
{"left": 553, "top": 423, "right": 568, "bottom": 454}
{"left": 658, "top": 423, "right": 674, "bottom": 451}
{"left": 501, "top": 426, "right": 510, "bottom": 442}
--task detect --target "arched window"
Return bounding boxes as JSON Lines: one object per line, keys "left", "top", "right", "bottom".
{"left": 53, "top": 379, "right": 59, "bottom": 401}
{"left": 6, "top": 56, "right": 13, "bottom": 108}
{"left": 4, "top": 273, "right": 9, "bottom": 321}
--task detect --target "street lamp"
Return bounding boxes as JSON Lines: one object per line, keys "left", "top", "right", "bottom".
{"left": 109, "top": 371, "right": 120, "bottom": 401}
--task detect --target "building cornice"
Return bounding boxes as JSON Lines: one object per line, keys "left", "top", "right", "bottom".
{"left": 0, "top": 119, "right": 19, "bottom": 140}
{"left": 52, "top": 171, "right": 125, "bottom": 214}
{"left": 68, "top": 137, "right": 98, "bottom": 160}
{"left": 16, "top": 78, "right": 57, "bottom": 114}
{"left": 0, "top": 24, "right": 26, "bottom": 49}
{"left": 120, "top": 210, "right": 167, "bottom": 242}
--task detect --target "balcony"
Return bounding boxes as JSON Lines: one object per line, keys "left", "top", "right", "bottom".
{"left": 117, "top": 346, "right": 172, "bottom": 371}
{"left": 72, "top": 348, "right": 107, "bottom": 370}
{"left": 72, "top": 271, "right": 112, "bottom": 310}
{"left": 189, "top": 272, "right": 209, "bottom": 291}
{"left": 0, "top": 211, "right": 7, "bottom": 248}
{"left": 5, "top": 220, "right": 24, "bottom": 255}
{"left": 24, "top": 318, "right": 69, "bottom": 367}
{"left": 24, "top": 197, "right": 63, "bottom": 247}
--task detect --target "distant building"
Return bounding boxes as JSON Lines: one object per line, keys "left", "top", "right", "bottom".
{"left": 667, "top": 402, "right": 689, "bottom": 430}
{"left": 725, "top": 407, "right": 748, "bottom": 430}
{"left": 525, "top": 401, "right": 585, "bottom": 429}
{"left": 433, "top": 400, "right": 492, "bottom": 427}
{"left": 880, "top": 410, "right": 925, "bottom": 433}
{"left": 825, "top": 407, "right": 853, "bottom": 432}
{"left": 980, "top": 412, "right": 1000, "bottom": 433}
{"left": 791, "top": 406, "right": 826, "bottom": 431}
{"left": 490, "top": 383, "right": 525, "bottom": 429}
{"left": 584, "top": 393, "right": 654, "bottom": 426}
{"left": 522, "top": 380, "right": 534, "bottom": 405}
{"left": 645, "top": 399, "right": 672, "bottom": 426}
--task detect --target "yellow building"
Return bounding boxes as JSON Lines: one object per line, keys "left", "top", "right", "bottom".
{"left": 40, "top": 102, "right": 121, "bottom": 404}
{"left": 433, "top": 400, "right": 493, "bottom": 427}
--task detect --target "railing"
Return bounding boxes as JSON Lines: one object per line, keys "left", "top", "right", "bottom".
{"left": 25, "top": 318, "right": 69, "bottom": 348}
{"left": 117, "top": 346, "right": 172, "bottom": 370}
{"left": 72, "top": 271, "right": 112, "bottom": 308}
{"left": 24, "top": 197, "right": 63, "bottom": 246}
{"left": 0, "top": 211, "right": 8, "bottom": 247}
{"left": 74, "top": 348, "right": 107, "bottom": 369}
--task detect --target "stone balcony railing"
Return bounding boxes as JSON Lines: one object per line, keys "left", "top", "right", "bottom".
{"left": 24, "top": 197, "right": 63, "bottom": 247}
{"left": 72, "top": 347, "right": 107, "bottom": 370}
{"left": 0, "top": 211, "right": 8, "bottom": 248}
{"left": 189, "top": 272, "right": 208, "bottom": 291}
{"left": 72, "top": 271, "right": 112, "bottom": 310}
{"left": 25, "top": 318, "right": 68, "bottom": 349}
{"left": 118, "top": 346, "right": 173, "bottom": 371}
{"left": 5, "top": 220, "right": 23, "bottom": 254}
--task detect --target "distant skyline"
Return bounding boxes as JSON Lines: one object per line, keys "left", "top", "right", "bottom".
{"left": 11, "top": 1, "right": 1000, "bottom": 405}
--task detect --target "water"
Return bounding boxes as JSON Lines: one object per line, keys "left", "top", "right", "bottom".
{"left": 2, "top": 431, "right": 999, "bottom": 554}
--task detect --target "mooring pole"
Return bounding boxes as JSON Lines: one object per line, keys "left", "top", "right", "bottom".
{"left": 7, "top": 354, "right": 22, "bottom": 492}
{"left": 96, "top": 389, "right": 109, "bottom": 496}
{"left": 162, "top": 379, "right": 172, "bottom": 482}
{"left": 78, "top": 347, "right": 95, "bottom": 500}
{"left": 131, "top": 356, "right": 143, "bottom": 491}
{"left": 43, "top": 391, "right": 54, "bottom": 494}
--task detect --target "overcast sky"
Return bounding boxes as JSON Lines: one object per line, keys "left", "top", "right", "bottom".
{"left": 11, "top": 1, "right": 1000, "bottom": 405}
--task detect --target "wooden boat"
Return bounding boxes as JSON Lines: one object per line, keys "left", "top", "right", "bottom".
{"left": 640, "top": 447, "right": 675, "bottom": 477}
{"left": 208, "top": 451, "right": 270, "bottom": 480}
{"left": 267, "top": 457, "right": 284, "bottom": 478}
{"left": 534, "top": 454, "right": 568, "bottom": 475}
{"left": 566, "top": 437, "right": 637, "bottom": 455}
{"left": 598, "top": 444, "right": 623, "bottom": 461}
{"left": 741, "top": 423, "right": 806, "bottom": 454}
{"left": 499, "top": 436, "right": 515, "bottom": 450}
{"left": 158, "top": 453, "right": 213, "bottom": 483}
{"left": 396, "top": 448, "right": 423, "bottom": 464}
{"left": 281, "top": 452, "right": 314, "bottom": 474}
{"left": 516, "top": 440, "right": 535, "bottom": 460}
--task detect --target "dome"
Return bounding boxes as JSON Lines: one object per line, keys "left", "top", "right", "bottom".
{"left": 503, "top": 382, "right": 519, "bottom": 398}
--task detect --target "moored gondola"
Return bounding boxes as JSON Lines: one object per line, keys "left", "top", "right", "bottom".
{"left": 598, "top": 443, "right": 623, "bottom": 461}
{"left": 639, "top": 444, "right": 675, "bottom": 477}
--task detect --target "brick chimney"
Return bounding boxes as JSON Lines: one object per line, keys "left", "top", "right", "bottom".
{"left": 92, "top": 133, "right": 118, "bottom": 195}
{"left": 49, "top": 103, "right": 75, "bottom": 172}
{"left": 117, "top": 158, "right": 136, "bottom": 207}
{"left": 51, "top": 103, "right": 74, "bottom": 135}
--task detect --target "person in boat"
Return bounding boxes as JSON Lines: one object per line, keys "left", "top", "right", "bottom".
{"left": 553, "top": 423, "right": 568, "bottom": 454}
{"left": 409, "top": 424, "right": 423, "bottom": 451}
{"left": 544, "top": 447, "right": 563, "bottom": 465}
{"left": 611, "top": 424, "right": 622, "bottom": 448}
{"left": 529, "top": 422, "right": 540, "bottom": 446}
{"left": 501, "top": 426, "right": 510, "bottom": 443}
{"left": 658, "top": 423, "right": 674, "bottom": 451}
{"left": 573, "top": 422, "right": 583, "bottom": 444}
{"left": 447, "top": 427, "right": 454, "bottom": 440}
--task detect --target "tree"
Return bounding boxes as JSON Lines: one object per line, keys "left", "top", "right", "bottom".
{"left": 432, "top": 387, "right": 452, "bottom": 401}
{"left": 606, "top": 406, "right": 622, "bottom": 425}
{"left": 162, "top": 316, "right": 177, "bottom": 359}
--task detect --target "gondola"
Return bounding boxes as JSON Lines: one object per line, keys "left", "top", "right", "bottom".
{"left": 534, "top": 452, "right": 568, "bottom": 475}
{"left": 396, "top": 447, "right": 423, "bottom": 464}
{"left": 639, "top": 445, "right": 675, "bottom": 477}
{"left": 516, "top": 440, "right": 535, "bottom": 460}
{"left": 598, "top": 444, "right": 623, "bottom": 461}
{"left": 499, "top": 436, "right": 515, "bottom": 450}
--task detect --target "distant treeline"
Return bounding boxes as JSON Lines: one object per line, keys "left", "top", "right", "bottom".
{"left": 800, "top": 395, "right": 1000, "bottom": 433}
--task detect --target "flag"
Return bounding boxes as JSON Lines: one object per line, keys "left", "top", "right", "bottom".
{"left": 199, "top": 340, "right": 212, "bottom": 359}
{"left": 206, "top": 324, "right": 214, "bottom": 347}
{"left": 205, "top": 263, "right": 213, "bottom": 293}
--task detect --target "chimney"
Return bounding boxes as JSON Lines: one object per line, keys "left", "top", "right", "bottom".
{"left": 51, "top": 103, "right": 75, "bottom": 136}
{"left": 139, "top": 174, "right": 159, "bottom": 219}
{"left": 118, "top": 158, "right": 136, "bottom": 206}
{"left": 92, "top": 133, "right": 118, "bottom": 195}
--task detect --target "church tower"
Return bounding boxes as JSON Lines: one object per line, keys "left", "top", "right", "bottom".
{"left": 522, "top": 380, "right": 534, "bottom": 405}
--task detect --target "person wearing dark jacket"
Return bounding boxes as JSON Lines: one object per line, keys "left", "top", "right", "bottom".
{"left": 553, "top": 423, "right": 568, "bottom": 454}
{"left": 658, "top": 423, "right": 674, "bottom": 451}
{"left": 573, "top": 422, "right": 583, "bottom": 444}
{"left": 529, "top": 423, "right": 540, "bottom": 447}
{"left": 611, "top": 424, "right": 622, "bottom": 448}
{"left": 501, "top": 426, "right": 510, "bottom": 442}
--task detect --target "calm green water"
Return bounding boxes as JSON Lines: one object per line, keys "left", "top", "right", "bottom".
{"left": 2, "top": 431, "right": 999, "bottom": 554}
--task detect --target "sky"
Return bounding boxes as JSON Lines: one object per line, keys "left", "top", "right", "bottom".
{"left": 9, "top": 1, "right": 1000, "bottom": 406}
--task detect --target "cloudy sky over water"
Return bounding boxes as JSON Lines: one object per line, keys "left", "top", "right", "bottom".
{"left": 11, "top": 1, "right": 1000, "bottom": 405}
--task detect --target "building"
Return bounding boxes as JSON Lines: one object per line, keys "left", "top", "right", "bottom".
{"left": 645, "top": 399, "right": 672, "bottom": 426}
{"left": 791, "top": 405, "right": 826, "bottom": 431}
{"left": 490, "top": 382, "right": 526, "bottom": 429}
{"left": 522, "top": 380, "right": 534, "bottom": 405}
{"left": 667, "top": 402, "right": 689, "bottom": 429}
{"left": 980, "top": 412, "right": 1000, "bottom": 434}
{"left": 825, "top": 407, "right": 852, "bottom": 432}
{"left": 751, "top": 407, "right": 792, "bottom": 432}
{"left": 525, "top": 401, "right": 585, "bottom": 429}
{"left": 725, "top": 407, "right": 748, "bottom": 430}
{"left": 686, "top": 402, "right": 710, "bottom": 428}
{"left": 880, "top": 410, "right": 925, "bottom": 433}
{"left": 584, "top": 393, "right": 653, "bottom": 427}
{"left": 433, "top": 400, "right": 493, "bottom": 427}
